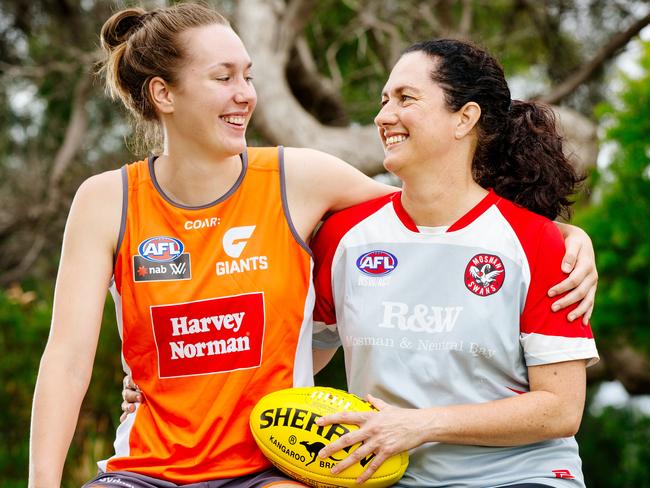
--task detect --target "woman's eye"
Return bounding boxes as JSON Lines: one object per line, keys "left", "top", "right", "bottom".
{"left": 401, "top": 94, "right": 413, "bottom": 102}
{"left": 380, "top": 99, "right": 388, "bottom": 107}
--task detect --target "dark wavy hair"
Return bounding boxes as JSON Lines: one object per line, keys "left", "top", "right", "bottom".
{"left": 403, "top": 39, "right": 582, "bottom": 220}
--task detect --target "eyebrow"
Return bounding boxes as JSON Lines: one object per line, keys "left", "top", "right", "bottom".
{"left": 208, "top": 61, "right": 253, "bottom": 70}
{"left": 381, "top": 85, "right": 420, "bottom": 98}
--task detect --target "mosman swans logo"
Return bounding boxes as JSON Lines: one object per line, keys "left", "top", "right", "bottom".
{"left": 464, "top": 254, "right": 505, "bottom": 296}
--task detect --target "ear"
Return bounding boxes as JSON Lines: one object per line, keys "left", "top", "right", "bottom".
{"left": 149, "top": 76, "right": 175, "bottom": 114}
{"left": 454, "top": 102, "right": 481, "bottom": 139}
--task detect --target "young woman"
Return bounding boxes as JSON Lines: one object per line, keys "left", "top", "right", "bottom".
{"left": 312, "top": 39, "right": 599, "bottom": 488}
{"left": 30, "top": 4, "right": 596, "bottom": 488}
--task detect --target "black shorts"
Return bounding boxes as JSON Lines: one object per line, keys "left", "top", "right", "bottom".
{"left": 82, "top": 468, "right": 305, "bottom": 488}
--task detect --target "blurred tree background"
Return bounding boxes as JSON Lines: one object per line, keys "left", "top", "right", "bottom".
{"left": 1, "top": 0, "right": 649, "bottom": 486}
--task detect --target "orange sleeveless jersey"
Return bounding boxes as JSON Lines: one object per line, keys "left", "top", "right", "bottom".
{"left": 101, "top": 147, "right": 315, "bottom": 483}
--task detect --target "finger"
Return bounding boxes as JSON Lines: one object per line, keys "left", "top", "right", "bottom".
{"left": 120, "top": 412, "right": 127, "bottom": 423}
{"left": 330, "top": 442, "right": 376, "bottom": 475}
{"left": 121, "top": 401, "right": 135, "bottom": 414}
{"left": 123, "top": 374, "right": 139, "bottom": 391}
{"left": 123, "top": 389, "right": 142, "bottom": 404}
{"left": 582, "top": 292, "right": 595, "bottom": 326}
{"left": 366, "top": 394, "right": 389, "bottom": 410}
{"left": 319, "top": 431, "right": 366, "bottom": 460}
{"left": 553, "top": 283, "right": 596, "bottom": 322}
{"left": 551, "top": 283, "right": 588, "bottom": 313}
{"left": 579, "top": 287, "right": 596, "bottom": 325}
{"left": 316, "top": 411, "right": 367, "bottom": 428}
{"left": 356, "top": 453, "right": 389, "bottom": 484}
{"left": 548, "top": 266, "right": 593, "bottom": 298}
{"left": 560, "top": 239, "right": 580, "bottom": 274}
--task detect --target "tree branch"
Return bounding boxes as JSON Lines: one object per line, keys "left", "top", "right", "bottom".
{"left": 539, "top": 11, "right": 650, "bottom": 104}
{"left": 237, "top": 0, "right": 385, "bottom": 174}
{"left": 458, "top": 0, "right": 473, "bottom": 37}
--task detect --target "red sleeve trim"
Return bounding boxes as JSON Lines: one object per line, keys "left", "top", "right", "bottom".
{"left": 495, "top": 199, "right": 594, "bottom": 340}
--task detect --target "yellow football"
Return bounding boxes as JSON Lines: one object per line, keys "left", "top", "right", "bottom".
{"left": 249, "top": 386, "right": 408, "bottom": 488}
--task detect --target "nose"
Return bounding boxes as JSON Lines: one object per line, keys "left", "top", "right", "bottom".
{"left": 374, "top": 102, "right": 398, "bottom": 129}
{"left": 234, "top": 77, "right": 256, "bottom": 105}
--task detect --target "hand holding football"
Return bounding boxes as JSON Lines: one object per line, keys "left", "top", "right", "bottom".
{"left": 249, "top": 387, "right": 408, "bottom": 488}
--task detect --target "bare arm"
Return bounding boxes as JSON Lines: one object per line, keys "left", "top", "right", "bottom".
{"left": 283, "top": 147, "right": 394, "bottom": 242}
{"left": 29, "top": 171, "right": 121, "bottom": 488}
{"left": 313, "top": 347, "right": 338, "bottom": 374}
{"left": 317, "top": 360, "right": 587, "bottom": 483}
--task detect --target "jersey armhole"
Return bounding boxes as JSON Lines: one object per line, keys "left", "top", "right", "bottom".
{"left": 278, "top": 145, "right": 313, "bottom": 257}
{"left": 112, "top": 164, "right": 129, "bottom": 268}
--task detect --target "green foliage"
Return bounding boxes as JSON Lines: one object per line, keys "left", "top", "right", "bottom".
{"left": 573, "top": 41, "right": 650, "bottom": 351}
{"left": 0, "top": 285, "right": 123, "bottom": 486}
{"left": 578, "top": 400, "right": 650, "bottom": 487}
{"left": 0, "top": 288, "right": 51, "bottom": 484}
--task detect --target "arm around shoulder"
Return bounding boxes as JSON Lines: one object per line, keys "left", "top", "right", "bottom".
{"left": 283, "top": 148, "right": 395, "bottom": 240}
{"left": 29, "top": 170, "right": 122, "bottom": 488}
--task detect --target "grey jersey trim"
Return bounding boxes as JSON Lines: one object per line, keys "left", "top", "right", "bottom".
{"left": 147, "top": 151, "right": 248, "bottom": 210}
{"left": 113, "top": 164, "right": 129, "bottom": 268}
{"left": 279, "top": 146, "right": 313, "bottom": 256}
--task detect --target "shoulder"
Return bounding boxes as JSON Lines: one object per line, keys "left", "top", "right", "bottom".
{"left": 68, "top": 169, "right": 123, "bottom": 249}
{"left": 73, "top": 169, "right": 123, "bottom": 215}
{"left": 495, "top": 197, "right": 564, "bottom": 254}
{"left": 283, "top": 147, "right": 349, "bottom": 180}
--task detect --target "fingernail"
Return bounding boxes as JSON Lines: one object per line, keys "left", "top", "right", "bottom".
{"left": 136, "top": 394, "right": 142, "bottom": 402}
{"left": 562, "top": 263, "right": 572, "bottom": 273}
{"left": 129, "top": 404, "right": 135, "bottom": 412}
{"left": 568, "top": 313, "right": 575, "bottom": 321}
{"left": 552, "top": 304, "right": 560, "bottom": 312}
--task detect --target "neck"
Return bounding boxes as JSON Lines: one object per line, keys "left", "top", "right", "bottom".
{"left": 397, "top": 153, "right": 487, "bottom": 227}
{"left": 154, "top": 144, "right": 244, "bottom": 207}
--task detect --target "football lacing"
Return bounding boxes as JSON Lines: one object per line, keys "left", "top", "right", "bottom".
{"left": 310, "top": 390, "right": 352, "bottom": 410}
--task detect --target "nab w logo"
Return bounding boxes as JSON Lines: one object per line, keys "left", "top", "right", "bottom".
{"left": 223, "top": 226, "right": 256, "bottom": 258}
{"left": 170, "top": 261, "right": 187, "bottom": 275}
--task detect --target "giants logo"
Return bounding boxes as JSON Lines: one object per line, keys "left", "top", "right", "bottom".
{"left": 223, "top": 226, "right": 255, "bottom": 258}
{"left": 464, "top": 254, "right": 505, "bottom": 296}
{"left": 217, "top": 226, "right": 269, "bottom": 275}
{"left": 356, "top": 250, "right": 398, "bottom": 276}
{"left": 150, "top": 293, "right": 265, "bottom": 378}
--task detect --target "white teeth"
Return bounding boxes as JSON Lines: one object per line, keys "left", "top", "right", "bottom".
{"left": 222, "top": 116, "right": 246, "bottom": 125}
{"left": 385, "top": 135, "right": 407, "bottom": 145}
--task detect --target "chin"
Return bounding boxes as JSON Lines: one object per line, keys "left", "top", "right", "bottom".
{"left": 218, "top": 136, "right": 247, "bottom": 156}
{"left": 382, "top": 154, "right": 403, "bottom": 176}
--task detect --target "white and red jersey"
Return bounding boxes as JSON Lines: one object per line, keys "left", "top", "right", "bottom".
{"left": 311, "top": 190, "right": 598, "bottom": 488}
{"left": 103, "top": 147, "right": 315, "bottom": 483}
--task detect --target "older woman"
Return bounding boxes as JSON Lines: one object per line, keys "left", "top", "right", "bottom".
{"left": 312, "top": 39, "right": 599, "bottom": 488}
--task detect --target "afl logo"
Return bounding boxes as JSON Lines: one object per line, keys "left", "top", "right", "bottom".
{"left": 465, "top": 254, "right": 505, "bottom": 296}
{"left": 356, "top": 250, "right": 398, "bottom": 276}
{"left": 138, "top": 236, "right": 184, "bottom": 263}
